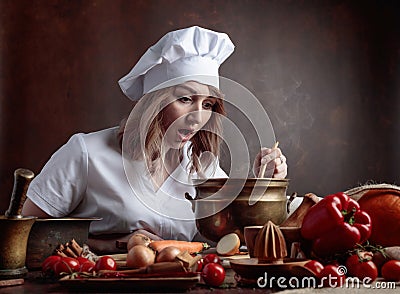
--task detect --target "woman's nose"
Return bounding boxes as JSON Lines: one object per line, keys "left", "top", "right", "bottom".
{"left": 186, "top": 109, "right": 202, "bottom": 125}
{"left": 186, "top": 101, "right": 205, "bottom": 124}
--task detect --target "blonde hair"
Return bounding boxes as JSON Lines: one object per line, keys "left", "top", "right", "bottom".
{"left": 118, "top": 83, "right": 226, "bottom": 175}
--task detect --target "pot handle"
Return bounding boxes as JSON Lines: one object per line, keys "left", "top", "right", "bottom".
{"left": 286, "top": 192, "right": 297, "bottom": 214}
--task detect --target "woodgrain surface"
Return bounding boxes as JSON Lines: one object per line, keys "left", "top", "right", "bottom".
{"left": 1, "top": 0, "right": 399, "bottom": 212}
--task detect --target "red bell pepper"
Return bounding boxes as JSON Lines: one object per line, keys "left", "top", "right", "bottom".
{"left": 301, "top": 192, "right": 372, "bottom": 257}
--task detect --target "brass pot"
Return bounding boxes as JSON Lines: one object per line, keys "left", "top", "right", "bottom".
{"left": 186, "top": 178, "right": 290, "bottom": 243}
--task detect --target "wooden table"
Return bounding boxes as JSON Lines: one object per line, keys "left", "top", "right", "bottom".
{"left": 1, "top": 269, "right": 399, "bottom": 294}
{"left": 0, "top": 268, "right": 277, "bottom": 293}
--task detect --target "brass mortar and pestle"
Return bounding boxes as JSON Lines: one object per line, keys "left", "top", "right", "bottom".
{"left": 0, "top": 168, "right": 36, "bottom": 279}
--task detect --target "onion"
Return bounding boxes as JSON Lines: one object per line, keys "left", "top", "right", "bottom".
{"left": 216, "top": 233, "right": 240, "bottom": 256}
{"left": 127, "top": 233, "right": 152, "bottom": 251}
{"left": 156, "top": 246, "right": 181, "bottom": 263}
{"left": 126, "top": 244, "right": 156, "bottom": 268}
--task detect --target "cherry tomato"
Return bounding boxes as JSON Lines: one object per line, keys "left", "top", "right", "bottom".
{"left": 201, "top": 263, "right": 225, "bottom": 287}
{"left": 318, "top": 265, "right": 346, "bottom": 287}
{"left": 41, "top": 255, "right": 62, "bottom": 275}
{"left": 94, "top": 256, "right": 117, "bottom": 271}
{"left": 53, "top": 257, "right": 80, "bottom": 276}
{"left": 304, "top": 260, "right": 324, "bottom": 275}
{"left": 372, "top": 252, "right": 387, "bottom": 275}
{"left": 80, "top": 261, "right": 96, "bottom": 273}
{"left": 381, "top": 260, "right": 400, "bottom": 282}
{"left": 76, "top": 256, "right": 89, "bottom": 265}
{"left": 328, "top": 260, "right": 341, "bottom": 267}
{"left": 196, "top": 258, "right": 204, "bottom": 272}
{"left": 345, "top": 253, "right": 378, "bottom": 283}
{"left": 202, "top": 254, "right": 221, "bottom": 266}
{"left": 53, "top": 262, "right": 71, "bottom": 277}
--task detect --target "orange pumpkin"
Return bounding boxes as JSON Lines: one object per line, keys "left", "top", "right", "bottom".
{"left": 357, "top": 189, "right": 400, "bottom": 247}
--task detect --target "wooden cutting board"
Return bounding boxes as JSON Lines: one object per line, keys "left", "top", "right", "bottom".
{"left": 0, "top": 278, "right": 24, "bottom": 287}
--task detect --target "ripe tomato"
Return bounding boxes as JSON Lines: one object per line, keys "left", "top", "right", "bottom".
{"left": 80, "top": 261, "right": 95, "bottom": 273}
{"left": 76, "top": 256, "right": 89, "bottom": 265}
{"left": 371, "top": 252, "right": 387, "bottom": 275}
{"left": 41, "top": 255, "right": 62, "bottom": 275}
{"left": 202, "top": 254, "right": 221, "bottom": 266}
{"left": 201, "top": 263, "right": 225, "bottom": 287}
{"left": 94, "top": 256, "right": 117, "bottom": 271}
{"left": 381, "top": 260, "right": 400, "bottom": 282}
{"left": 318, "top": 265, "right": 346, "bottom": 287}
{"left": 345, "top": 253, "right": 378, "bottom": 283}
{"left": 196, "top": 258, "right": 204, "bottom": 272}
{"left": 53, "top": 257, "right": 80, "bottom": 276}
{"left": 304, "top": 260, "right": 324, "bottom": 275}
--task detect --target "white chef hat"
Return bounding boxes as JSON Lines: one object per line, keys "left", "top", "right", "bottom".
{"left": 118, "top": 26, "right": 235, "bottom": 101}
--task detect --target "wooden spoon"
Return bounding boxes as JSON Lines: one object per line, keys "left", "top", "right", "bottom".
{"left": 258, "top": 141, "right": 279, "bottom": 178}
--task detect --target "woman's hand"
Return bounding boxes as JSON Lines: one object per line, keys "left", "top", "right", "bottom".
{"left": 253, "top": 146, "right": 287, "bottom": 179}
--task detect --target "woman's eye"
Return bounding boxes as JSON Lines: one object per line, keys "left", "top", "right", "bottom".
{"left": 203, "top": 102, "right": 214, "bottom": 110}
{"left": 178, "top": 96, "right": 192, "bottom": 103}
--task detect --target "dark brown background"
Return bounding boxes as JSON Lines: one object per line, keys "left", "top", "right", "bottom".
{"left": 1, "top": 0, "right": 399, "bottom": 213}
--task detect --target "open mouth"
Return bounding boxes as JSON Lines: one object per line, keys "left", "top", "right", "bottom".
{"left": 178, "top": 129, "right": 195, "bottom": 140}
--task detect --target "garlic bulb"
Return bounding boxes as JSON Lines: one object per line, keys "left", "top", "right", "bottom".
{"left": 254, "top": 221, "right": 287, "bottom": 264}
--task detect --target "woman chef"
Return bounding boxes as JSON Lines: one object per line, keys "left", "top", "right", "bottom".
{"left": 22, "top": 26, "right": 288, "bottom": 253}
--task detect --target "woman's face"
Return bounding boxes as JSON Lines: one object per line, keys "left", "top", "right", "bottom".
{"left": 161, "top": 81, "right": 217, "bottom": 149}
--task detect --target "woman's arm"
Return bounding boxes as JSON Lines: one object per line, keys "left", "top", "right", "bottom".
{"left": 22, "top": 198, "right": 162, "bottom": 255}
{"left": 22, "top": 198, "right": 52, "bottom": 218}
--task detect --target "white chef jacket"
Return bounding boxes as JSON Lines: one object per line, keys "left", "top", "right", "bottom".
{"left": 27, "top": 127, "right": 227, "bottom": 241}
